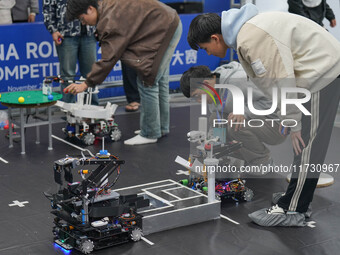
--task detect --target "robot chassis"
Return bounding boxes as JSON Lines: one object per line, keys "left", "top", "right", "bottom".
{"left": 44, "top": 151, "right": 149, "bottom": 254}
{"left": 45, "top": 76, "right": 122, "bottom": 145}
{"left": 179, "top": 129, "right": 254, "bottom": 202}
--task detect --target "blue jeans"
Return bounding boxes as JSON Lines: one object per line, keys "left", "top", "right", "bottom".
{"left": 122, "top": 62, "right": 139, "bottom": 103}
{"left": 137, "top": 21, "right": 182, "bottom": 139}
{"left": 56, "top": 35, "right": 99, "bottom": 105}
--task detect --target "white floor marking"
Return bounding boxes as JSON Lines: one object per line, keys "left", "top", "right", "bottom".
{"left": 51, "top": 135, "right": 94, "bottom": 156}
{"left": 176, "top": 170, "right": 189, "bottom": 175}
{"left": 141, "top": 236, "right": 154, "bottom": 245}
{"left": 306, "top": 221, "right": 316, "bottom": 228}
{"left": 220, "top": 214, "right": 240, "bottom": 225}
{"left": 161, "top": 190, "right": 182, "bottom": 200}
{"left": 9, "top": 200, "right": 29, "bottom": 207}
{"left": 114, "top": 179, "right": 172, "bottom": 192}
{"left": 0, "top": 157, "right": 8, "bottom": 164}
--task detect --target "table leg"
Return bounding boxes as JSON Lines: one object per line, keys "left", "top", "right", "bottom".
{"left": 8, "top": 107, "right": 13, "bottom": 148}
{"left": 48, "top": 106, "right": 53, "bottom": 150}
{"left": 35, "top": 108, "right": 40, "bottom": 144}
{"left": 20, "top": 108, "right": 25, "bottom": 154}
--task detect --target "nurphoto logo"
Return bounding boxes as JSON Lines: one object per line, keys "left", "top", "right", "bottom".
{"left": 199, "top": 84, "right": 311, "bottom": 128}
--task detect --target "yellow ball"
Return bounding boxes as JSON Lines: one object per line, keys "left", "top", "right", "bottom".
{"left": 0, "top": 94, "right": 2, "bottom": 99}
{"left": 18, "top": 97, "right": 25, "bottom": 103}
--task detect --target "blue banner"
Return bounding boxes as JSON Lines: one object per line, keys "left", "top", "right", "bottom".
{"left": 0, "top": 14, "right": 227, "bottom": 109}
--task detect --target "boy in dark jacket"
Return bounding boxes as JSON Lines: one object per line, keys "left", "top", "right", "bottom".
{"left": 65, "top": 0, "right": 182, "bottom": 145}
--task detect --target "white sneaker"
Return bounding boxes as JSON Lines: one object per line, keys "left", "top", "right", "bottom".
{"left": 266, "top": 204, "right": 285, "bottom": 214}
{"left": 134, "top": 130, "right": 168, "bottom": 137}
{"left": 124, "top": 134, "right": 157, "bottom": 145}
{"left": 272, "top": 193, "right": 312, "bottom": 218}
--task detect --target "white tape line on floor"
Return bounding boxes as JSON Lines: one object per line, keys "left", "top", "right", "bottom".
{"left": 141, "top": 236, "right": 154, "bottom": 246}
{"left": 220, "top": 214, "right": 240, "bottom": 225}
{"left": 0, "top": 157, "right": 8, "bottom": 164}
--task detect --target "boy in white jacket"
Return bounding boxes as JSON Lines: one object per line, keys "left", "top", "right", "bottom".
{"left": 187, "top": 4, "right": 340, "bottom": 226}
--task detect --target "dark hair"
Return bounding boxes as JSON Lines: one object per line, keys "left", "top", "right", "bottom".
{"left": 187, "top": 13, "right": 222, "bottom": 51}
{"left": 66, "top": 0, "right": 98, "bottom": 21}
{"left": 180, "top": 65, "right": 213, "bottom": 98}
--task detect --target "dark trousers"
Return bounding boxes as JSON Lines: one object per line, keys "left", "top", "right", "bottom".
{"left": 122, "top": 63, "right": 140, "bottom": 104}
{"left": 278, "top": 77, "right": 340, "bottom": 213}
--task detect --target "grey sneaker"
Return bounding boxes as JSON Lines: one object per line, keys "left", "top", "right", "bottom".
{"left": 272, "top": 192, "right": 312, "bottom": 218}
{"left": 248, "top": 205, "right": 306, "bottom": 227}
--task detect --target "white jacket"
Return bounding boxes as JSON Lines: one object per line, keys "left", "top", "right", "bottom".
{"left": 222, "top": 4, "right": 340, "bottom": 131}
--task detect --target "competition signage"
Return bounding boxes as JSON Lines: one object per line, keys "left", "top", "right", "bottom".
{"left": 0, "top": 15, "right": 225, "bottom": 109}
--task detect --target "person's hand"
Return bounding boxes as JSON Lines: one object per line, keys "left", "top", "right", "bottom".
{"left": 279, "top": 124, "right": 290, "bottom": 136}
{"left": 52, "top": 32, "right": 64, "bottom": 45}
{"left": 330, "top": 19, "right": 336, "bottom": 27}
{"left": 202, "top": 78, "right": 216, "bottom": 88}
{"left": 64, "top": 82, "right": 88, "bottom": 95}
{"left": 191, "top": 88, "right": 205, "bottom": 103}
{"left": 28, "top": 14, "right": 36, "bottom": 22}
{"left": 227, "top": 113, "right": 245, "bottom": 131}
{"left": 290, "top": 130, "right": 306, "bottom": 155}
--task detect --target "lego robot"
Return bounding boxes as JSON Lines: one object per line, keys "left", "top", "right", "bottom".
{"left": 56, "top": 98, "right": 122, "bottom": 145}
{"left": 176, "top": 119, "right": 254, "bottom": 202}
{"left": 44, "top": 151, "right": 149, "bottom": 254}
{"left": 45, "top": 76, "right": 122, "bottom": 145}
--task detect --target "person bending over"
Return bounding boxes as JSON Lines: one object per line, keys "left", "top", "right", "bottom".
{"left": 180, "top": 62, "right": 286, "bottom": 169}
{"left": 64, "top": 0, "right": 182, "bottom": 145}
{"left": 186, "top": 4, "right": 340, "bottom": 226}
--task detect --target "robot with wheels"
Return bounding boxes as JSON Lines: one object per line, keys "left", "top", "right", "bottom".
{"left": 57, "top": 98, "right": 122, "bottom": 145}
{"left": 44, "top": 150, "right": 149, "bottom": 254}
{"left": 214, "top": 178, "right": 253, "bottom": 202}
{"left": 176, "top": 126, "right": 254, "bottom": 202}
{"left": 45, "top": 76, "right": 122, "bottom": 145}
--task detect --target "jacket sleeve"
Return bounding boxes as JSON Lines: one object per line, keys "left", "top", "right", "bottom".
{"left": 237, "top": 24, "right": 302, "bottom": 132}
{"left": 85, "top": 9, "right": 140, "bottom": 87}
{"left": 288, "top": 0, "right": 309, "bottom": 18}
{"left": 325, "top": 3, "right": 335, "bottom": 21}
{"left": 30, "top": 0, "right": 40, "bottom": 14}
{"left": 85, "top": 32, "right": 126, "bottom": 87}
{"left": 43, "top": 0, "right": 57, "bottom": 34}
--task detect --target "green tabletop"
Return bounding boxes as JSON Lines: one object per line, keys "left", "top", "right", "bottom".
{"left": 0, "top": 90, "right": 62, "bottom": 106}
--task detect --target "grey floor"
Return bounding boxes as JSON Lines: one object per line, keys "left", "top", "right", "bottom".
{"left": 0, "top": 102, "right": 339, "bottom": 255}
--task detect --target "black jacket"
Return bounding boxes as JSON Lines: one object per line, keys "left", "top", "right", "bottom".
{"left": 288, "top": 0, "right": 335, "bottom": 26}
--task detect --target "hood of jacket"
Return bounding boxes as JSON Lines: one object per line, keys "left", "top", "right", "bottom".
{"left": 302, "top": 0, "right": 322, "bottom": 8}
{"left": 221, "top": 3, "right": 259, "bottom": 50}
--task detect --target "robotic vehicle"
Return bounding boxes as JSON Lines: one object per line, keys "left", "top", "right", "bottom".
{"left": 45, "top": 76, "right": 122, "bottom": 145}
{"left": 177, "top": 129, "right": 254, "bottom": 202}
{"left": 44, "top": 150, "right": 149, "bottom": 254}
